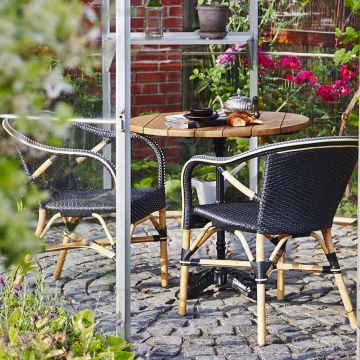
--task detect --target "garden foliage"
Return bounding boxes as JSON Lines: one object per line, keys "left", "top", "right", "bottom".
{"left": 0, "top": 0, "right": 97, "bottom": 266}
{"left": 0, "top": 270, "right": 134, "bottom": 359}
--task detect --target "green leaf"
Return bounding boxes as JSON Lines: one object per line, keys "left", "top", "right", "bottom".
{"left": 8, "top": 308, "right": 21, "bottom": 325}
{"left": 114, "top": 352, "right": 135, "bottom": 360}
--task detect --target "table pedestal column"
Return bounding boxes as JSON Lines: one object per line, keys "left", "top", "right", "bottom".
{"left": 213, "top": 138, "right": 227, "bottom": 286}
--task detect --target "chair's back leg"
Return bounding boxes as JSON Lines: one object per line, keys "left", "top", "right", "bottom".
{"left": 179, "top": 229, "right": 191, "bottom": 316}
{"left": 159, "top": 208, "right": 168, "bottom": 288}
{"left": 256, "top": 233, "right": 267, "bottom": 346}
{"left": 322, "top": 228, "right": 357, "bottom": 329}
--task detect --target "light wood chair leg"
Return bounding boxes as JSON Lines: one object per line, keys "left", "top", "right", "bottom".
{"left": 159, "top": 208, "right": 168, "bottom": 288}
{"left": 53, "top": 232, "right": 70, "bottom": 280}
{"left": 256, "top": 233, "right": 267, "bottom": 346}
{"left": 277, "top": 252, "right": 285, "bottom": 300}
{"left": 179, "top": 229, "right": 191, "bottom": 316}
{"left": 35, "top": 208, "right": 46, "bottom": 237}
{"left": 322, "top": 228, "right": 357, "bottom": 329}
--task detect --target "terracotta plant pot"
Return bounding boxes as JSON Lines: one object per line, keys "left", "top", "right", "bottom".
{"left": 197, "top": 5, "right": 230, "bottom": 39}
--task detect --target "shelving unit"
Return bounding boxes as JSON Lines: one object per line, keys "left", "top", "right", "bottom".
{"left": 107, "top": 0, "right": 258, "bottom": 340}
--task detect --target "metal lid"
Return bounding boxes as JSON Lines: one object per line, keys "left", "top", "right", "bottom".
{"left": 226, "top": 89, "right": 253, "bottom": 110}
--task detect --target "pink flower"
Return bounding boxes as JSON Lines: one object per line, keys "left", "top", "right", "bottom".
{"left": 316, "top": 84, "right": 336, "bottom": 102}
{"left": 332, "top": 80, "right": 352, "bottom": 97}
{"left": 340, "top": 64, "right": 355, "bottom": 81}
{"left": 285, "top": 74, "right": 295, "bottom": 81}
{"left": 295, "top": 70, "right": 317, "bottom": 85}
{"left": 258, "top": 49, "right": 275, "bottom": 69}
{"left": 234, "top": 43, "right": 242, "bottom": 52}
{"left": 216, "top": 48, "right": 236, "bottom": 66}
{"left": 278, "top": 56, "right": 302, "bottom": 71}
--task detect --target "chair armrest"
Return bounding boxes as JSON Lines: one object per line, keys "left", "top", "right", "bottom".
{"left": 131, "top": 133, "right": 166, "bottom": 188}
{"left": 75, "top": 122, "right": 115, "bottom": 140}
{"left": 182, "top": 136, "right": 358, "bottom": 229}
{"left": 2, "top": 117, "right": 116, "bottom": 182}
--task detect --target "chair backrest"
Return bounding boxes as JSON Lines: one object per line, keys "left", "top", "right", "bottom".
{"left": 258, "top": 140, "right": 358, "bottom": 235}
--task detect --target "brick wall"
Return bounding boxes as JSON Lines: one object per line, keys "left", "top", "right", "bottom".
{"left": 130, "top": 0, "right": 184, "bottom": 162}
{"left": 82, "top": 0, "right": 185, "bottom": 163}
{"left": 130, "top": 0, "right": 184, "bottom": 116}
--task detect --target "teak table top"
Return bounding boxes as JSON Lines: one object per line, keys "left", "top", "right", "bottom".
{"left": 131, "top": 111, "right": 309, "bottom": 138}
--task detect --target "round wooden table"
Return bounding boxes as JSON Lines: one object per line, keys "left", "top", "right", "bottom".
{"left": 131, "top": 111, "right": 309, "bottom": 294}
{"left": 131, "top": 111, "right": 309, "bottom": 138}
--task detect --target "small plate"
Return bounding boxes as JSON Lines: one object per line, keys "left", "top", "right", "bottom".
{"left": 184, "top": 111, "right": 219, "bottom": 121}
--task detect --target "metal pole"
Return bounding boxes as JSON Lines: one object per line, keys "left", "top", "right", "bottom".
{"left": 249, "top": 0, "right": 258, "bottom": 192}
{"left": 102, "top": 0, "right": 113, "bottom": 189}
{"left": 115, "top": 0, "right": 131, "bottom": 341}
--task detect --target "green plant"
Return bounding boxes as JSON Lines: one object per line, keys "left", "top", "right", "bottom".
{"left": 145, "top": 0, "right": 162, "bottom": 7}
{"left": 0, "top": 269, "right": 134, "bottom": 359}
{"left": 334, "top": 0, "right": 360, "bottom": 65}
{"left": 0, "top": 0, "right": 97, "bottom": 267}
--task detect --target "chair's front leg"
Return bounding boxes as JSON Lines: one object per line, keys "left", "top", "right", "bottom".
{"left": 159, "top": 208, "right": 168, "bottom": 288}
{"left": 322, "top": 228, "right": 357, "bottom": 329}
{"left": 54, "top": 232, "right": 70, "bottom": 280}
{"left": 54, "top": 217, "right": 78, "bottom": 280}
{"left": 277, "top": 252, "right": 285, "bottom": 300}
{"left": 179, "top": 229, "right": 191, "bottom": 316}
{"left": 256, "top": 233, "right": 267, "bottom": 346}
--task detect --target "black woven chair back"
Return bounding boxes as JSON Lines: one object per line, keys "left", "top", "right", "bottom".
{"left": 258, "top": 146, "right": 357, "bottom": 235}
{"left": 16, "top": 126, "right": 104, "bottom": 197}
{"left": 19, "top": 149, "right": 78, "bottom": 194}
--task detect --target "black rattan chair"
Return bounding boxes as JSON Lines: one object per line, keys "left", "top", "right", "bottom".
{"left": 2, "top": 117, "right": 168, "bottom": 287}
{"left": 178, "top": 136, "right": 358, "bottom": 346}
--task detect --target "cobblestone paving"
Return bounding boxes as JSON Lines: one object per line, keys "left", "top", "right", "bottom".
{"left": 36, "top": 219, "right": 357, "bottom": 360}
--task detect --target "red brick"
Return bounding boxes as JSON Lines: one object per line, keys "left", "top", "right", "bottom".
{"left": 132, "top": 62, "right": 159, "bottom": 71}
{"left": 143, "top": 83, "right": 158, "bottom": 93}
{"left": 166, "top": 93, "right": 182, "bottom": 104}
{"left": 131, "top": 0, "right": 143, "bottom": 5}
{"left": 166, "top": 71, "right": 182, "bottom": 81}
{"left": 137, "top": 72, "right": 167, "bottom": 82}
{"left": 162, "top": 0, "right": 182, "bottom": 5}
{"left": 134, "top": 94, "right": 167, "bottom": 105}
{"left": 159, "top": 61, "right": 182, "bottom": 71}
{"left": 164, "top": 17, "right": 183, "bottom": 28}
{"left": 169, "top": 7, "right": 183, "bottom": 17}
{"left": 159, "top": 82, "right": 181, "bottom": 93}
{"left": 132, "top": 84, "right": 141, "bottom": 94}
{"left": 131, "top": 18, "right": 144, "bottom": 29}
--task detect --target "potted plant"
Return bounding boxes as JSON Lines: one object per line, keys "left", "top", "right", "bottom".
{"left": 197, "top": 0, "right": 230, "bottom": 39}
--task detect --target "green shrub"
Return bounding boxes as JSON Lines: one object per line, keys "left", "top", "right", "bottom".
{"left": 0, "top": 269, "right": 134, "bottom": 360}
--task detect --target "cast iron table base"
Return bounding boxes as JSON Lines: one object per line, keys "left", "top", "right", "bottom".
{"left": 187, "top": 138, "right": 256, "bottom": 299}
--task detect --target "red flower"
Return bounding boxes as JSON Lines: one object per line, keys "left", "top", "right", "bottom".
{"left": 316, "top": 84, "right": 336, "bottom": 102}
{"left": 285, "top": 74, "right": 295, "bottom": 81}
{"left": 340, "top": 64, "right": 356, "bottom": 81}
{"left": 258, "top": 49, "right": 275, "bottom": 69}
{"left": 332, "top": 80, "right": 352, "bottom": 97}
{"left": 278, "top": 56, "right": 302, "bottom": 71}
{"left": 295, "top": 70, "right": 317, "bottom": 85}
{"left": 243, "top": 48, "right": 275, "bottom": 69}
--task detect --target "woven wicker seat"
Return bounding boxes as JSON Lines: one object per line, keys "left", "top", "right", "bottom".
{"left": 2, "top": 118, "right": 169, "bottom": 287}
{"left": 45, "top": 187, "right": 165, "bottom": 222}
{"left": 178, "top": 136, "right": 358, "bottom": 346}
{"left": 193, "top": 201, "right": 259, "bottom": 233}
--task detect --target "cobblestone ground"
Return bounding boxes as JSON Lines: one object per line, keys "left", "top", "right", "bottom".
{"left": 34, "top": 218, "right": 357, "bottom": 360}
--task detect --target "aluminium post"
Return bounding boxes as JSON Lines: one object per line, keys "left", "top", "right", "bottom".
{"left": 102, "top": 0, "right": 113, "bottom": 189}
{"left": 249, "top": 0, "right": 258, "bottom": 192}
{"left": 115, "top": 0, "right": 131, "bottom": 341}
